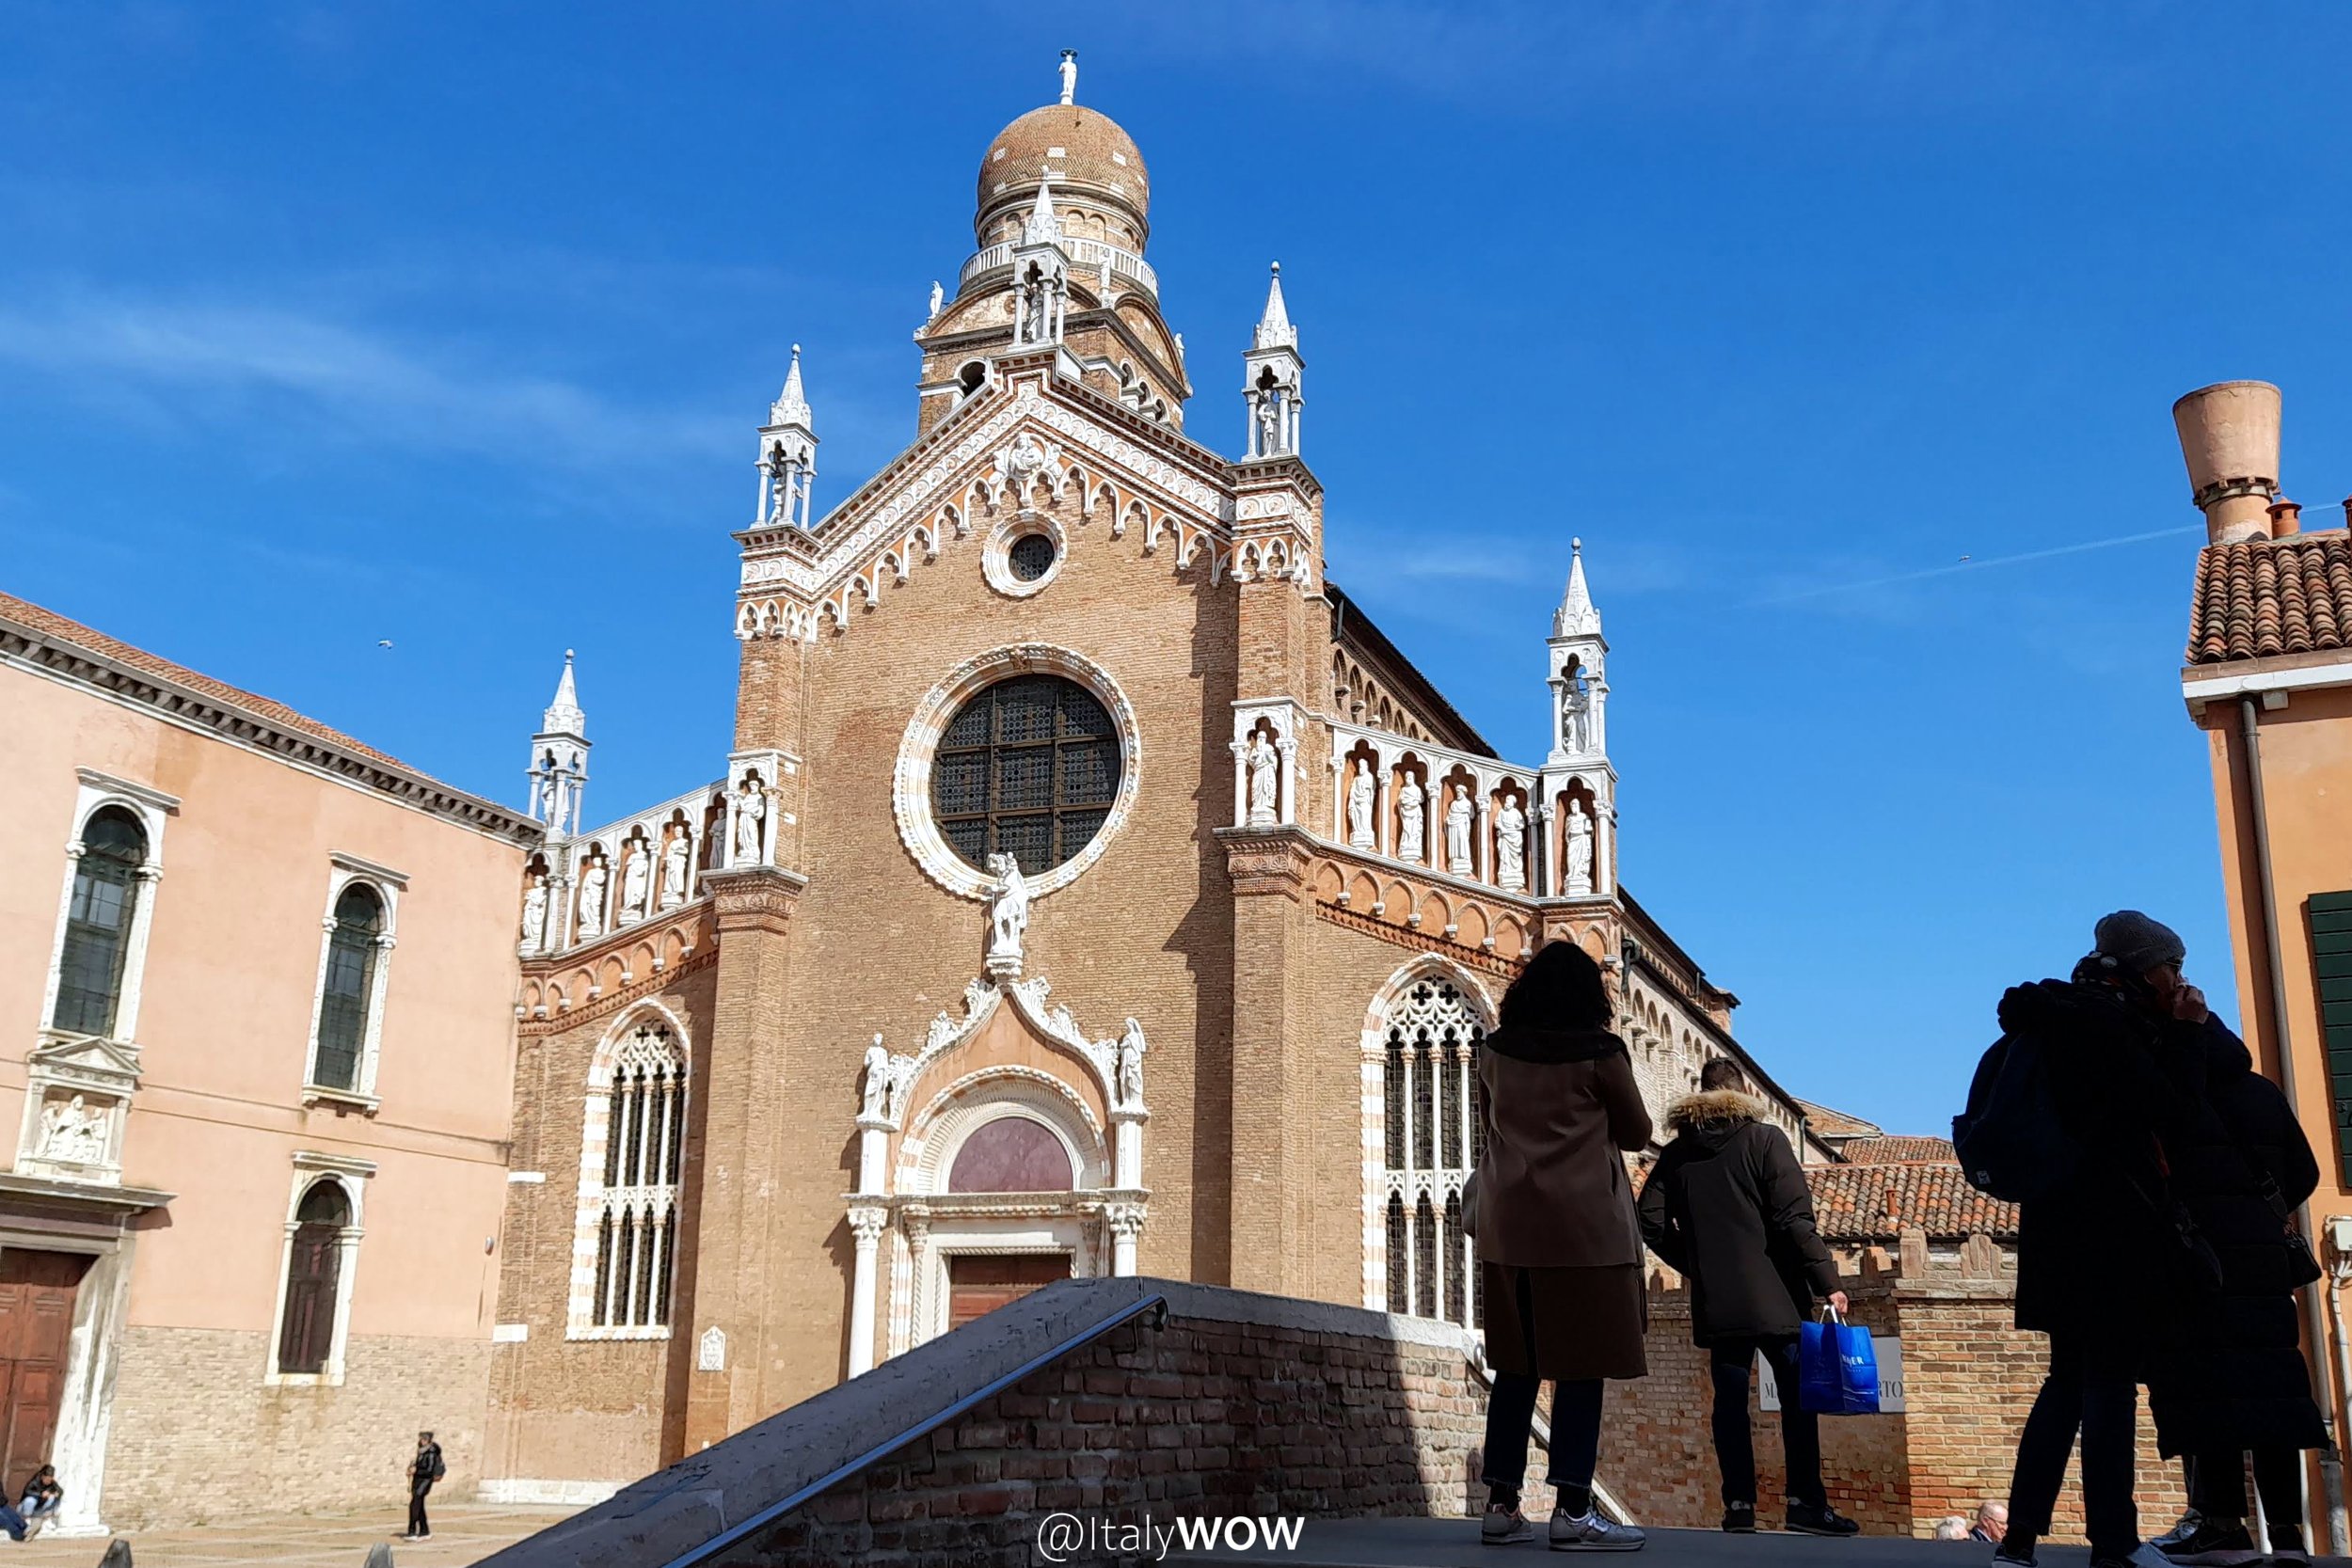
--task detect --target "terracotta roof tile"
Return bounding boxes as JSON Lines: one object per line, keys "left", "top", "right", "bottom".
{"left": 2188, "top": 533, "right": 2352, "bottom": 664}
{"left": 1805, "top": 1159, "right": 2017, "bottom": 1243}
{"left": 1, "top": 589, "right": 413, "bottom": 776}
{"left": 1839, "top": 1134, "right": 1957, "bottom": 1164}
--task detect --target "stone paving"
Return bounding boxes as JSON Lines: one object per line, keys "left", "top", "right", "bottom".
{"left": 0, "top": 1504, "right": 574, "bottom": 1567}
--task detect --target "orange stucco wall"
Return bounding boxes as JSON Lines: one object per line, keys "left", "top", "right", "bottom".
{"left": 2200, "top": 681, "right": 2352, "bottom": 1212}
{"left": 0, "top": 659, "right": 526, "bottom": 1338}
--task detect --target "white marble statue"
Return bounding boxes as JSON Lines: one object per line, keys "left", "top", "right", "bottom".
{"left": 1562, "top": 676, "right": 1593, "bottom": 753}
{"left": 928, "top": 280, "right": 945, "bottom": 319}
{"left": 1494, "top": 799, "right": 1529, "bottom": 892}
{"left": 1347, "top": 765, "right": 1375, "bottom": 849}
{"left": 521, "top": 878, "right": 548, "bottom": 947}
{"left": 985, "top": 852, "right": 1029, "bottom": 974}
{"left": 577, "top": 861, "right": 608, "bottom": 939}
{"left": 660, "top": 831, "right": 691, "bottom": 907}
{"left": 1444, "top": 785, "right": 1475, "bottom": 876}
{"left": 861, "top": 1038, "right": 892, "bottom": 1120}
{"left": 1058, "top": 48, "right": 1078, "bottom": 105}
{"left": 620, "top": 843, "right": 651, "bottom": 920}
{"left": 40, "top": 1095, "right": 105, "bottom": 1164}
{"left": 1255, "top": 400, "right": 1277, "bottom": 456}
{"left": 1246, "top": 732, "right": 1279, "bottom": 827}
{"left": 734, "top": 776, "right": 767, "bottom": 863}
{"left": 1395, "top": 777, "right": 1426, "bottom": 863}
{"left": 1117, "top": 1018, "right": 1145, "bottom": 1109}
{"left": 1565, "top": 800, "right": 1596, "bottom": 896}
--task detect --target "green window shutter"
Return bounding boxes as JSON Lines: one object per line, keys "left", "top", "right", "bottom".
{"left": 2311, "top": 893, "right": 2352, "bottom": 1187}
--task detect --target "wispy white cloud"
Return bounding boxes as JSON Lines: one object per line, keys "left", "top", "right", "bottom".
{"left": 0, "top": 287, "right": 735, "bottom": 469}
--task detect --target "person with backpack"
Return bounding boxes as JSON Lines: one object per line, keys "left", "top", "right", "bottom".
{"left": 1959, "top": 911, "right": 2203, "bottom": 1568}
{"left": 1470, "top": 942, "right": 1654, "bottom": 1552}
{"left": 2136, "top": 974, "right": 2327, "bottom": 1560}
{"left": 405, "top": 1430, "right": 444, "bottom": 1542}
{"left": 1638, "top": 1058, "right": 1860, "bottom": 1538}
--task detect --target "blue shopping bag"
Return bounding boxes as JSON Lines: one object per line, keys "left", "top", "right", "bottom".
{"left": 1798, "top": 1311, "right": 1881, "bottom": 1415}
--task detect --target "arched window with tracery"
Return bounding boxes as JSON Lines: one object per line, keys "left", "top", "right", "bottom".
{"left": 51, "top": 807, "right": 148, "bottom": 1038}
{"left": 574, "top": 1017, "right": 687, "bottom": 1336}
{"left": 1375, "top": 975, "right": 1486, "bottom": 1326}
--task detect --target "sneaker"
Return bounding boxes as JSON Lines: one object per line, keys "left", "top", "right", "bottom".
{"left": 2148, "top": 1512, "right": 2205, "bottom": 1552}
{"left": 2154, "top": 1515, "right": 2251, "bottom": 1560}
{"left": 1549, "top": 1510, "right": 1645, "bottom": 1552}
{"left": 1787, "top": 1501, "right": 1861, "bottom": 1538}
{"left": 1721, "top": 1502, "right": 1756, "bottom": 1534}
{"left": 1483, "top": 1505, "right": 1533, "bottom": 1545}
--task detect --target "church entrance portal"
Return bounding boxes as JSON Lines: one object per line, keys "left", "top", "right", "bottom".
{"left": 946, "top": 1252, "right": 1069, "bottom": 1330}
{"left": 0, "top": 1251, "right": 89, "bottom": 1497}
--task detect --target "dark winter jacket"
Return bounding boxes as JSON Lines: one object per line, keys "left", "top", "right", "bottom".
{"left": 1636, "top": 1090, "right": 1839, "bottom": 1344}
{"left": 1993, "top": 978, "right": 2193, "bottom": 1349}
{"left": 1473, "top": 1027, "right": 1652, "bottom": 1269}
{"left": 2147, "top": 1016, "right": 2328, "bottom": 1456}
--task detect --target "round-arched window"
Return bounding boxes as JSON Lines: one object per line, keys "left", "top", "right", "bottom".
{"left": 930, "top": 674, "right": 1120, "bottom": 876}
{"left": 1008, "top": 532, "right": 1057, "bottom": 582}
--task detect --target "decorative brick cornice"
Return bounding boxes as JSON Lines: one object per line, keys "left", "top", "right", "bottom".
{"left": 518, "top": 947, "right": 719, "bottom": 1038}
{"left": 1216, "top": 825, "right": 1316, "bottom": 900}
{"left": 1316, "top": 900, "right": 1521, "bottom": 978}
{"left": 703, "top": 864, "right": 809, "bottom": 934}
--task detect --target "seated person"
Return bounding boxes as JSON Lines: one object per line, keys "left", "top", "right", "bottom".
{"left": 20, "top": 1465, "right": 62, "bottom": 1534}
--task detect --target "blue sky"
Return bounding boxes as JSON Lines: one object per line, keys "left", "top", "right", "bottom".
{"left": 6, "top": 3, "right": 2350, "bottom": 1135}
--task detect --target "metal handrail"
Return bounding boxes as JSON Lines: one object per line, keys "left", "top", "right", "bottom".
{"left": 660, "top": 1292, "right": 1171, "bottom": 1568}
{"left": 1466, "top": 1334, "right": 1634, "bottom": 1525}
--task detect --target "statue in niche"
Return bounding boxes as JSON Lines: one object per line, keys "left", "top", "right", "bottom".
{"left": 1395, "top": 776, "right": 1426, "bottom": 863}
{"left": 1562, "top": 675, "right": 1593, "bottom": 753}
{"left": 1494, "top": 799, "right": 1529, "bottom": 892}
{"left": 734, "top": 775, "right": 767, "bottom": 863}
{"left": 577, "top": 860, "right": 608, "bottom": 939}
{"left": 1255, "top": 398, "right": 1277, "bottom": 456}
{"left": 1245, "top": 731, "right": 1279, "bottom": 827}
{"left": 1117, "top": 1018, "right": 1146, "bottom": 1110}
{"left": 1565, "top": 800, "right": 1596, "bottom": 896}
{"left": 1347, "top": 764, "right": 1375, "bottom": 849}
{"left": 985, "top": 852, "right": 1029, "bottom": 975}
{"left": 520, "top": 877, "right": 548, "bottom": 947}
{"left": 660, "top": 829, "right": 691, "bottom": 907}
{"left": 40, "top": 1095, "right": 106, "bottom": 1164}
{"left": 620, "top": 841, "right": 651, "bottom": 920}
{"left": 861, "top": 1037, "right": 893, "bottom": 1121}
{"left": 1444, "top": 785, "right": 1475, "bottom": 876}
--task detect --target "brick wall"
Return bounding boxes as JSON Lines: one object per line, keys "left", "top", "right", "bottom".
{"left": 101, "top": 1327, "right": 489, "bottom": 1529}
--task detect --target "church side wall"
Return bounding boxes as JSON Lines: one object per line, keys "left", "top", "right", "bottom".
{"left": 743, "top": 483, "right": 1239, "bottom": 1407}
{"left": 483, "top": 963, "right": 719, "bottom": 1493}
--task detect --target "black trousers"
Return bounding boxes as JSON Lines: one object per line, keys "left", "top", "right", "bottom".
{"left": 2190, "top": 1447, "right": 2306, "bottom": 1539}
{"left": 1482, "top": 1371, "right": 1605, "bottom": 1512}
{"left": 1709, "top": 1335, "right": 1825, "bottom": 1510}
{"left": 2006, "top": 1333, "right": 2141, "bottom": 1559}
{"left": 407, "top": 1481, "right": 432, "bottom": 1536}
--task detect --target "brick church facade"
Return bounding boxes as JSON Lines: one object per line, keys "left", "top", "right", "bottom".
{"left": 480, "top": 69, "right": 1823, "bottom": 1502}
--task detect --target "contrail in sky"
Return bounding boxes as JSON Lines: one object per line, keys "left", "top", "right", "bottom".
{"left": 1757, "top": 525, "right": 2205, "bottom": 605}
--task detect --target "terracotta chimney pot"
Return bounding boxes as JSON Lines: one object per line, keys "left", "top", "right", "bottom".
{"left": 2173, "top": 380, "right": 2282, "bottom": 545}
{"left": 2270, "top": 499, "right": 2303, "bottom": 536}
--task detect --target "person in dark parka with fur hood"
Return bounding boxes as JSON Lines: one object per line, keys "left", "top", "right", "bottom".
{"left": 1639, "top": 1058, "right": 1855, "bottom": 1538}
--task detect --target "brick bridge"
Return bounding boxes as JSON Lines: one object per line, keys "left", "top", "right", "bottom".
{"left": 472, "top": 1275, "right": 2276, "bottom": 1568}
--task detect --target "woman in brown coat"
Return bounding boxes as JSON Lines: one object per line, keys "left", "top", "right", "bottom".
{"left": 1472, "top": 942, "right": 1653, "bottom": 1551}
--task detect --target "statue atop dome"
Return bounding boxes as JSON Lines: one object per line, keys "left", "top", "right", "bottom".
{"left": 1058, "top": 49, "right": 1077, "bottom": 106}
